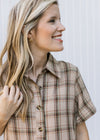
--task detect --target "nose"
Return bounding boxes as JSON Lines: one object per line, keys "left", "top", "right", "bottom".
{"left": 57, "top": 22, "right": 66, "bottom": 32}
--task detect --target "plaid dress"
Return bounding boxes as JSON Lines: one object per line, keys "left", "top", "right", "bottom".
{"left": 3, "top": 53, "right": 96, "bottom": 140}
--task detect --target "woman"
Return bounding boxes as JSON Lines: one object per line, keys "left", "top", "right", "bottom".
{"left": 0, "top": 0, "right": 96, "bottom": 139}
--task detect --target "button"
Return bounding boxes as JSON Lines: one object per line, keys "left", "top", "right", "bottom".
{"left": 38, "top": 127, "right": 43, "bottom": 132}
{"left": 36, "top": 105, "right": 42, "bottom": 110}
{"left": 39, "top": 86, "right": 42, "bottom": 90}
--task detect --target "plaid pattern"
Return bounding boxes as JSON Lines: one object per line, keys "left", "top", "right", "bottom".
{"left": 4, "top": 53, "right": 96, "bottom": 140}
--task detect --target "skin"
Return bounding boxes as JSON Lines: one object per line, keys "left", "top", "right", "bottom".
{"left": 28, "top": 4, "right": 90, "bottom": 139}
{"left": 76, "top": 122, "right": 89, "bottom": 140}
{"left": 0, "top": 4, "right": 90, "bottom": 139}
{"left": 28, "top": 4, "right": 65, "bottom": 80}
{"left": 0, "top": 85, "right": 23, "bottom": 135}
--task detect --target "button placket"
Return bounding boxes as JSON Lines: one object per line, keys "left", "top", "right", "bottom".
{"left": 35, "top": 88, "right": 44, "bottom": 136}
{"left": 38, "top": 85, "right": 44, "bottom": 100}
{"left": 35, "top": 74, "right": 44, "bottom": 137}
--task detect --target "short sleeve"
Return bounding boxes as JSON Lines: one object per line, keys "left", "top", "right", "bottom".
{"left": 75, "top": 68, "right": 96, "bottom": 124}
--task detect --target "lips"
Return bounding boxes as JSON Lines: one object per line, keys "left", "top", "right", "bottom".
{"left": 52, "top": 34, "right": 62, "bottom": 38}
{"left": 52, "top": 34, "right": 63, "bottom": 42}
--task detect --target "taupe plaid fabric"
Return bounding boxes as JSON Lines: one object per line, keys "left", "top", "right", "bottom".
{"left": 4, "top": 53, "right": 96, "bottom": 140}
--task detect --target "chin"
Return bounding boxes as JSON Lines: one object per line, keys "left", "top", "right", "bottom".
{"left": 57, "top": 46, "right": 64, "bottom": 51}
{"left": 52, "top": 47, "right": 64, "bottom": 52}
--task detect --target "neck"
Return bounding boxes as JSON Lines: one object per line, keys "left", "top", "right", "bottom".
{"left": 32, "top": 51, "right": 48, "bottom": 77}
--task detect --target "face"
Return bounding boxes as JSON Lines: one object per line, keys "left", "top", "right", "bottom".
{"left": 28, "top": 4, "right": 66, "bottom": 53}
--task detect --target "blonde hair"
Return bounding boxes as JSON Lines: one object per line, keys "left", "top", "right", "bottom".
{"left": 0, "top": 0, "right": 58, "bottom": 120}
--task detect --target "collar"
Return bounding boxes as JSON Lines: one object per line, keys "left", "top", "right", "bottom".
{"left": 24, "top": 53, "right": 61, "bottom": 79}
{"left": 45, "top": 53, "right": 61, "bottom": 79}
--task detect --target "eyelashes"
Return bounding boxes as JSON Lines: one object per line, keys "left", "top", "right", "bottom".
{"left": 49, "top": 19, "right": 55, "bottom": 23}
{"left": 49, "top": 18, "right": 61, "bottom": 23}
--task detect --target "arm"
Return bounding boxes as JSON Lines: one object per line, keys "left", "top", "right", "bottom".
{"left": 76, "top": 122, "right": 89, "bottom": 140}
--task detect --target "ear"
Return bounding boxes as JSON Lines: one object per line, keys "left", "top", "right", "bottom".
{"left": 27, "top": 29, "right": 35, "bottom": 40}
{"left": 27, "top": 31, "right": 32, "bottom": 39}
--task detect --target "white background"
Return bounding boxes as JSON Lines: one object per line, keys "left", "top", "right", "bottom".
{"left": 0, "top": 0, "right": 100, "bottom": 140}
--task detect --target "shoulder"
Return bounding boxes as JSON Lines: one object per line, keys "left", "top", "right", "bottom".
{"left": 50, "top": 54, "right": 79, "bottom": 80}
{"left": 55, "top": 59, "right": 78, "bottom": 74}
{"left": 54, "top": 60, "right": 79, "bottom": 82}
{"left": 50, "top": 54, "right": 78, "bottom": 71}
{"left": 58, "top": 60, "right": 78, "bottom": 71}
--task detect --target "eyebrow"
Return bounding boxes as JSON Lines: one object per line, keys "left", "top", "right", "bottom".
{"left": 49, "top": 16, "right": 61, "bottom": 20}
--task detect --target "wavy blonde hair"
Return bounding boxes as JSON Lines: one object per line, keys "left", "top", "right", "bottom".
{"left": 0, "top": 0, "right": 58, "bottom": 120}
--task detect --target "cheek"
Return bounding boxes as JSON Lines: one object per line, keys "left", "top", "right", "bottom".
{"left": 38, "top": 32, "right": 52, "bottom": 45}
{"left": 38, "top": 25, "right": 55, "bottom": 38}
{"left": 42, "top": 30, "right": 52, "bottom": 38}
{"left": 36, "top": 26, "right": 57, "bottom": 46}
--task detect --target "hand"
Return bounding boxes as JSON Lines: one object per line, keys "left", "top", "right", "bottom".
{"left": 0, "top": 85, "right": 23, "bottom": 121}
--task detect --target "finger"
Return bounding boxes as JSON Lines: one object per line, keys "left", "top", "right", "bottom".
{"left": 3, "top": 85, "right": 9, "bottom": 96}
{"left": 14, "top": 86, "right": 20, "bottom": 102}
{"left": 9, "top": 85, "right": 15, "bottom": 97}
{"left": 17, "top": 92, "right": 23, "bottom": 106}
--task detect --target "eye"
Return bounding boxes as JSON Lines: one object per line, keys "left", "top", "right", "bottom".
{"left": 49, "top": 19, "right": 55, "bottom": 23}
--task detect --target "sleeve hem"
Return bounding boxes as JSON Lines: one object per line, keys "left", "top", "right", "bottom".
{"left": 76, "top": 108, "right": 96, "bottom": 124}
